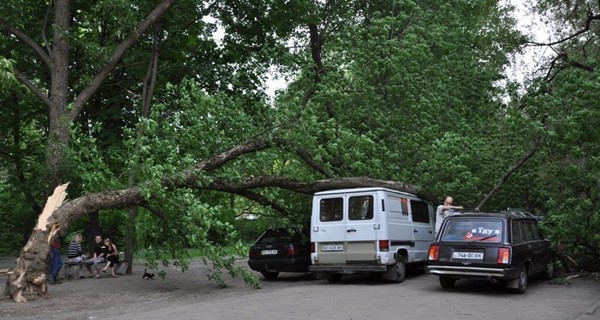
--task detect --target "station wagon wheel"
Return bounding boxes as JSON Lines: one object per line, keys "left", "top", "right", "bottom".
{"left": 260, "top": 271, "right": 279, "bottom": 280}
{"left": 514, "top": 266, "right": 528, "bottom": 294}
{"left": 439, "top": 277, "right": 456, "bottom": 289}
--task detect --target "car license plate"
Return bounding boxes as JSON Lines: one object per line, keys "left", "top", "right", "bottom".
{"left": 453, "top": 251, "right": 484, "bottom": 260}
{"left": 321, "top": 244, "right": 344, "bottom": 252}
{"left": 261, "top": 249, "right": 278, "bottom": 255}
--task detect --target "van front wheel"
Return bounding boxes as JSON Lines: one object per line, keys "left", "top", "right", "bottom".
{"left": 383, "top": 255, "right": 406, "bottom": 283}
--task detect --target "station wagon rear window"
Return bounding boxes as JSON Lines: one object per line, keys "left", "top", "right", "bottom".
{"left": 441, "top": 219, "right": 502, "bottom": 243}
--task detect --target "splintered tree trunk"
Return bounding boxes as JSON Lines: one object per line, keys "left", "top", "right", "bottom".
{"left": 2, "top": 184, "right": 69, "bottom": 302}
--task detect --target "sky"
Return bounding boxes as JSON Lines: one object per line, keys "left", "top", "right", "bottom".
{"left": 505, "top": 0, "right": 556, "bottom": 85}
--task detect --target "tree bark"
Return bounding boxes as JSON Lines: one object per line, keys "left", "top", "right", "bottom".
{"left": 2, "top": 184, "right": 69, "bottom": 302}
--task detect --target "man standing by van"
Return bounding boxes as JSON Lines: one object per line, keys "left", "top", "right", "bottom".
{"left": 434, "top": 196, "right": 463, "bottom": 236}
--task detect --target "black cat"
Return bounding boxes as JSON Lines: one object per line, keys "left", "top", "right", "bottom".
{"left": 142, "top": 268, "right": 154, "bottom": 280}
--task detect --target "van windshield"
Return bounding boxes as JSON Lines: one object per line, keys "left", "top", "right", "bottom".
{"left": 441, "top": 219, "right": 502, "bottom": 243}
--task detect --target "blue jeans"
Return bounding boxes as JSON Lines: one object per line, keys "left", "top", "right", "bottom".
{"left": 49, "top": 248, "right": 63, "bottom": 281}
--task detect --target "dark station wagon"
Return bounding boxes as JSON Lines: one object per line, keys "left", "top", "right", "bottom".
{"left": 426, "top": 211, "right": 554, "bottom": 293}
{"left": 248, "top": 228, "right": 311, "bottom": 279}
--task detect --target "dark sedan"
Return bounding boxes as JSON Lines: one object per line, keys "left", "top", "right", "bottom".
{"left": 426, "top": 211, "right": 554, "bottom": 293}
{"left": 248, "top": 228, "right": 311, "bottom": 279}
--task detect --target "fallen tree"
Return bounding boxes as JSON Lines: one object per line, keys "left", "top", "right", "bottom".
{"left": 2, "top": 139, "right": 430, "bottom": 302}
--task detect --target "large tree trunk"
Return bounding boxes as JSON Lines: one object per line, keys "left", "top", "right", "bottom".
{"left": 3, "top": 184, "right": 69, "bottom": 302}
{"left": 3, "top": 185, "right": 146, "bottom": 302}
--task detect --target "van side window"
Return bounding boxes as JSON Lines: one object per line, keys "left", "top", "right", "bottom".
{"left": 349, "top": 196, "right": 374, "bottom": 220}
{"left": 320, "top": 198, "right": 343, "bottom": 221}
{"left": 411, "top": 201, "right": 430, "bottom": 223}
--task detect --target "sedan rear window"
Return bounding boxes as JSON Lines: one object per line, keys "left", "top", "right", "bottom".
{"left": 256, "top": 229, "right": 291, "bottom": 244}
{"left": 441, "top": 219, "right": 502, "bottom": 243}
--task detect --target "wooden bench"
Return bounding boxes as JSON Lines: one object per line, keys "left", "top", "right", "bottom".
{"left": 62, "top": 259, "right": 128, "bottom": 279}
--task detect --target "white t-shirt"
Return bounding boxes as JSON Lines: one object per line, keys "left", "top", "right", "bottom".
{"left": 434, "top": 205, "right": 458, "bottom": 235}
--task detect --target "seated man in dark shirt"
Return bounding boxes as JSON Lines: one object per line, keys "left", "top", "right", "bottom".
{"left": 85, "top": 235, "right": 107, "bottom": 278}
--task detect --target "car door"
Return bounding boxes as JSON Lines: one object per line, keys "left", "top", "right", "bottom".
{"left": 409, "top": 200, "right": 434, "bottom": 262}
{"left": 314, "top": 196, "right": 346, "bottom": 264}
{"left": 510, "top": 219, "right": 528, "bottom": 269}
{"left": 525, "top": 220, "right": 551, "bottom": 274}
{"left": 345, "top": 193, "right": 379, "bottom": 262}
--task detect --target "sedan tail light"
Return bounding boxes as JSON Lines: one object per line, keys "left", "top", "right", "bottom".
{"left": 428, "top": 245, "right": 440, "bottom": 261}
{"left": 497, "top": 247, "right": 510, "bottom": 264}
{"left": 310, "top": 242, "right": 315, "bottom": 253}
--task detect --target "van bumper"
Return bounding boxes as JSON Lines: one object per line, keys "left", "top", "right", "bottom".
{"left": 310, "top": 265, "right": 387, "bottom": 274}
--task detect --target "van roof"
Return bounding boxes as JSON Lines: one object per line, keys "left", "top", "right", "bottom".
{"left": 314, "top": 187, "right": 417, "bottom": 197}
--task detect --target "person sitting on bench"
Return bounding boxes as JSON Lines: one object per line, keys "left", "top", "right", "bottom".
{"left": 67, "top": 234, "right": 85, "bottom": 279}
{"left": 85, "top": 235, "right": 107, "bottom": 279}
{"left": 101, "top": 238, "right": 120, "bottom": 278}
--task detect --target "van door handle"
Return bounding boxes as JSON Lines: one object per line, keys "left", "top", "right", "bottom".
{"left": 413, "top": 229, "right": 418, "bottom": 233}
{"left": 347, "top": 228, "right": 357, "bottom": 233}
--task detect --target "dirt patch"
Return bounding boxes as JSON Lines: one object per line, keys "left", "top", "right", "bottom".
{"left": 0, "top": 256, "right": 257, "bottom": 320}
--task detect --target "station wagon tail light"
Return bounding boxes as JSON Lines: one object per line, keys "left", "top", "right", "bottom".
{"left": 379, "top": 240, "right": 390, "bottom": 252}
{"left": 285, "top": 245, "right": 300, "bottom": 256}
{"left": 428, "top": 245, "right": 440, "bottom": 261}
{"left": 497, "top": 247, "right": 510, "bottom": 264}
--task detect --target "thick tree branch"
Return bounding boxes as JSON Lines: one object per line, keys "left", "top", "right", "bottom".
{"left": 70, "top": 0, "right": 177, "bottom": 120}
{"left": 231, "top": 190, "right": 289, "bottom": 215}
{"left": 51, "top": 176, "right": 425, "bottom": 231}
{"left": 206, "top": 176, "right": 424, "bottom": 199}
{"left": 141, "top": 23, "right": 161, "bottom": 118}
{"left": 140, "top": 203, "right": 166, "bottom": 220}
{"left": 476, "top": 135, "right": 543, "bottom": 211}
{"left": 301, "top": 23, "right": 324, "bottom": 106}
{"left": 294, "top": 148, "right": 331, "bottom": 177}
{"left": 164, "top": 139, "right": 273, "bottom": 189}
{"left": 42, "top": 1, "right": 52, "bottom": 56}
{"left": 13, "top": 69, "right": 51, "bottom": 108}
{"left": 529, "top": 13, "right": 600, "bottom": 47}
{"left": 271, "top": 138, "right": 330, "bottom": 177}
{"left": 0, "top": 18, "right": 52, "bottom": 67}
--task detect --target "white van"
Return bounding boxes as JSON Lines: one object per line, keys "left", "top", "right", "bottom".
{"left": 310, "top": 187, "right": 434, "bottom": 282}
